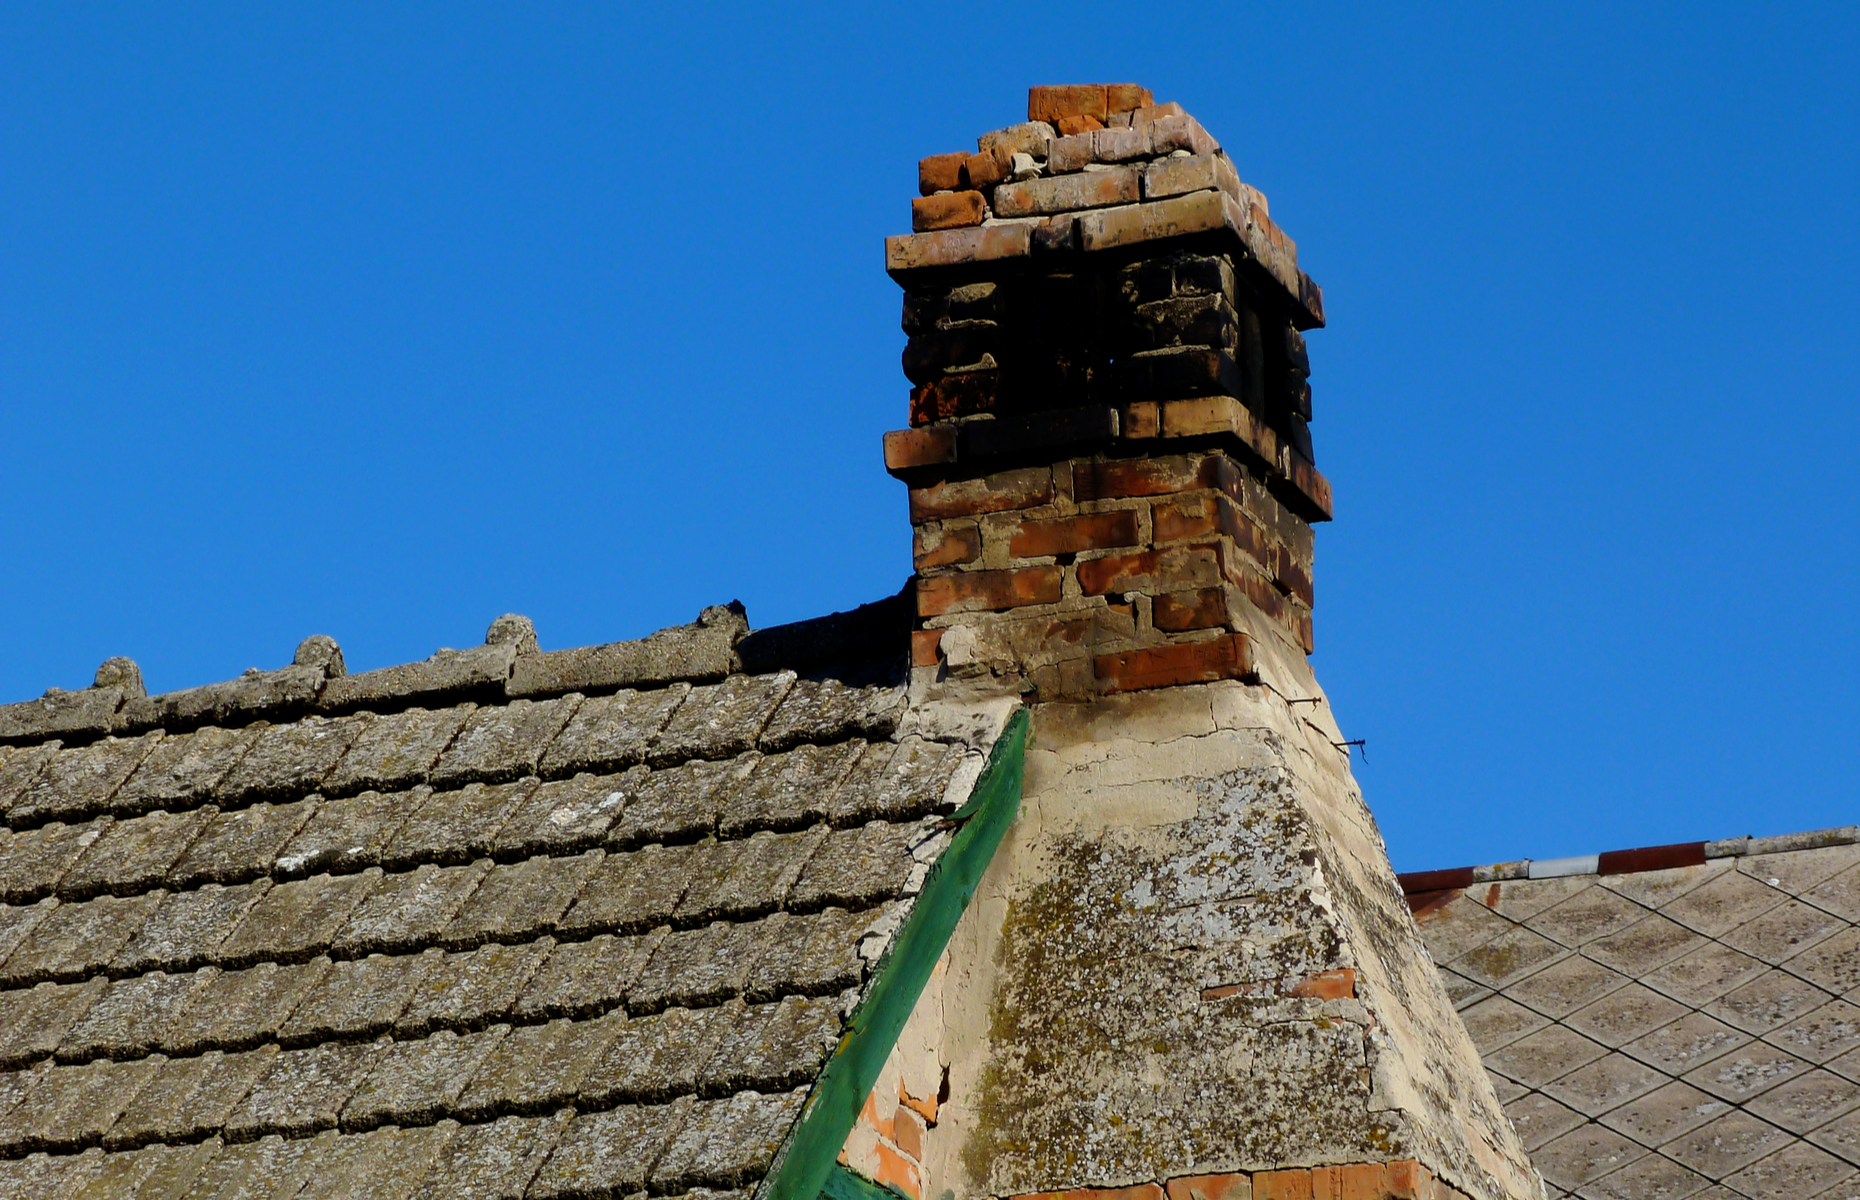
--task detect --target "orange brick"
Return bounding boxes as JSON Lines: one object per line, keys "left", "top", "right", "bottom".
{"left": 1336, "top": 1163, "right": 1390, "bottom": 1200}
{"left": 964, "top": 146, "right": 1012, "bottom": 189}
{"left": 1055, "top": 113, "right": 1105, "bottom": 136}
{"left": 1007, "top": 510, "right": 1139, "bottom": 558}
{"left": 917, "top": 566, "right": 1062, "bottom": 616}
{"left": 1076, "top": 545, "right": 1218, "bottom": 597}
{"left": 1074, "top": 453, "right": 1236, "bottom": 502}
{"left": 912, "top": 191, "right": 986, "bottom": 232}
{"left": 1311, "top": 1167, "right": 1343, "bottom": 1200}
{"left": 1153, "top": 495, "right": 1219, "bottom": 543}
{"left": 892, "top": 1105, "right": 924, "bottom": 1159}
{"left": 1385, "top": 1162, "right": 1428, "bottom": 1200}
{"left": 918, "top": 152, "right": 968, "bottom": 195}
{"left": 1254, "top": 1170, "right": 1313, "bottom": 1200}
{"left": 873, "top": 1141, "right": 921, "bottom": 1199}
{"left": 1132, "top": 101, "right": 1187, "bottom": 125}
{"left": 914, "top": 524, "right": 980, "bottom": 569}
{"left": 1096, "top": 632, "right": 1253, "bottom": 693}
{"left": 910, "top": 468, "right": 1054, "bottom": 522}
{"left": 910, "top": 629, "right": 943, "bottom": 668}
{"left": 897, "top": 1078, "right": 938, "bottom": 1124}
{"left": 1288, "top": 968, "right": 1356, "bottom": 1000}
{"left": 884, "top": 426, "right": 956, "bottom": 471}
{"left": 1274, "top": 544, "right": 1314, "bottom": 605}
{"left": 1167, "top": 1173, "right": 1253, "bottom": 1200}
{"left": 860, "top": 1090, "right": 895, "bottom": 1141}
{"left": 1029, "top": 83, "right": 1108, "bottom": 124}
{"left": 1105, "top": 83, "right": 1155, "bottom": 113}
{"left": 1153, "top": 587, "right": 1230, "bottom": 632}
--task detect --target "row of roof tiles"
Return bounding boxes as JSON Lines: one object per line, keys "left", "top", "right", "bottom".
{"left": 1400, "top": 825, "right": 1860, "bottom": 894}
{"left": 0, "top": 671, "right": 907, "bottom": 832}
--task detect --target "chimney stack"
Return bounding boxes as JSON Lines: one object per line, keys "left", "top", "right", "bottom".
{"left": 884, "top": 84, "right": 1331, "bottom": 699}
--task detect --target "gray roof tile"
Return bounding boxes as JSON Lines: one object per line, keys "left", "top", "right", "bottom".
{"left": 11, "top": 733, "right": 163, "bottom": 826}
{"left": 338, "top": 1026, "right": 507, "bottom": 1131}
{"left": 1454, "top": 923, "right": 1571, "bottom": 990}
{"left": 1534, "top": 1122, "right": 1651, "bottom": 1190}
{"left": 1458, "top": 994, "right": 1552, "bottom": 1052}
{"left": 278, "top": 952, "right": 437, "bottom": 1045}
{"left": 1682, "top": 1043, "right": 1810, "bottom": 1104}
{"left": 1621, "top": 1011, "right": 1753, "bottom": 1076}
{"left": 59, "top": 808, "right": 216, "bottom": 900}
{"left": 1586, "top": 914, "right": 1710, "bottom": 980}
{"left": 1532, "top": 887, "right": 1654, "bottom": 948}
{"left": 214, "top": 870, "right": 380, "bottom": 967}
{"left": 216, "top": 716, "right": 371, "bottom": 804}
{"left": 673, "top": 829, "right": 823, "bottom": 924}
{"left": 703, "top": 995, "right": 842, "bottom": 1097}
{"left": 1723, "top": 1140, "right": 1856, "bottom": 1198}
{"left": 606, "top": 756, "right": 755, "bottom": 850}
{"left": 650, "top": 1088, "right": 806, "bottom": 1191}
{"left": 0, "top": 819, "right": 112, "bottom": 904}
{"left": 1661, "top": 870, "right": 1791, "bottom": 939}
{"left": 1781, "top": 925, "right": 1860, "bottom": 996}
{"left": 1642, "top": 940, "right": 1773, "bottom": 1009}
{"left": 413, "top": 1111, "right": 568, "bottom": 1200}
{"left": 320, "top": 705, "right": 473, "bottom": 797}
{"left": 167, "top": 960, "right": 330, "bottom": 1055}
{"left": 223, "top": 1039, "right": 389, "bottom": 1140}
{"left": 1742, "top": 843, "right": 1860, "bottom": 896}
{"left": 1413, "top": 892, "right": 1515, "bottom": 964}
{"left": 1708, "top": 968, "right": 1838, "bottom": 1035}
{"left": 329, "top": 861, "right": 490, "bottom": 957}
{"left": 1, "top": 1057, "right": 160, "bottom": 1153}
{"left": 631, "top": 921, "right": 764, "bottom": 1014}
{"left": 558, "top": 844, "right": 700, "bottom": 938}
{"left": 1768, "top": 998, "right": 1860, "bottom": 1064}
{"left": 381, "top": 779, "right": 535, "bottom": 868}
{"left": 1575, "top": 1152, "right": 1709, "bottom": 1200}
{"left": 821, "top": 737, "right": 963, "bottom": 826}
{"left": 56, "top": 969, "right": 213, "bottom": 1062}
{"left": 273, "top": 789, "right": 422, "bottom": 877}
{"left": 537, "top": 686, "right": 688, "bottom": 778}
{"left": 127, "top": 1138, "right": 223, "bottom": 1199}
{"left": 492, "top": 770, "right": 642, "bottom": 859}
{"left": 1564, "top": 982, "right": 1692, "bottom": 1048}
{"left": 721, "top": 742, "right": 864, "bottom": 838}
{"left": 69, "top": 1140, "right": 184, "bottom": 1197}
{"left": 1660, "top": 1108, "right": 1794, "bottom": 1178}
{"left": 0, "top": 891, "right": 160, "bottom": 985}
{"left": 167, "top": 798, "right": 318, "bottom": 888}
{"left": 0, "top": 741, "right": 62, "bottom": 817}
{"left": 1742, "top": 1066, "right": 1860, "bottom": 1134}
{"left": 429, "top": 696, "right": 582, "bottom": 788}
{"left": 650, "top": 674, "right": 795, "bottom": 767}
{"left": 113, "top": 880, "right": 272, "bottom": 975}
{"left": 1503, "top": 1090, "right": 1587, "bottom": 1151}
{"left": 579, "top": 1004, "right": 735, "bottom": 1107}
{"left": 106, "top": 1048, "right": 278, "bottom": 1149}
{"left": 1507, "top": 955, "right": 1634, "bottom": 1021}
{"left": 1805, "top": 1102, "right": 1860, "bottom": 1164}
{"left": 1721, "top": 898, "right": 1849, "bottom": 966}
{"left": 758, "top": 679, "right": 905, "bottom": 753}
{"left": 1487, "top": 1024, "right": 1611, "bottom": 1089}
{"left": 744, "top": 907, "right": 872, "bottom": 1003}
{"left": 1595, "top": 1079, "right": 1730, "bottom": 1147}
{"left": 1599, "top": 861, "right": 1731, "bottom": 910}
{"left": 1802, "top": 864, "right": 1860, "bottom": 923}
{"left": 0, "top": 979, "right": 108, "bottom": 1069}
{"left": 396, "top": 940, "right": 552, "bottom": 1037}
{"left": 514, "top": 932, "right": 663, "bottom": 1022}
{"left": 109, "top": 727, "right": 257, "bottom": 817}
{"left": 439, "top": 852, "right": 599, "bottom": 948}
{"left": 0, "top": 1150, "right": 103, "bottom": 1199}
{"left": 530, "top": 1101, "right": 690, "bottom": 1199}
{"left": 0, "top": 899, "right": 57, "bottom": 965}
{"left": 176, "top": 1132, "right": 315, "bottom": 1200}
{"left": 790, "top": 821, "right": 920, "bottom": 912}
{"left": 1544, "top": 1051, "right": 1671, "bottom": 1118}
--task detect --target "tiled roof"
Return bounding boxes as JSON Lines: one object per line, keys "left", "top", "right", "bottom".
{"left": 1411, "top": 832, "right": 1860, "bottom": 1200}
{"left": 0, "top": 600, "right": 996, "bottom": 1199}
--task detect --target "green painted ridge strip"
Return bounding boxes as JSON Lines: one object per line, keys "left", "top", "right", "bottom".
{"left": 764, "top": 706, "right": 1030, "bottom": 1200}
{"left": 823, "top": 1163, "right": 913, "bottom": 1200}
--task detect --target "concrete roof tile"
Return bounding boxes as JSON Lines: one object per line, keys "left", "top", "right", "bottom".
{"left": 1533, "top": 1122, "right": 1652, "bottom": 1190}
{"left": 1585, "top": 914, "right": 1710, "bottom": 980}
{"left": 278, "top": 952, "right": 437, "bottom": 1045}
{"left": 113, "top": 880, "right": 271, "bottom": 975}
{"left": 59, "top": 807, "right": 216, "bottom": 900}
{"left": 395, "top": 940, "right": 551, "bottom": 1037}
{"left": 1660, "top": 870, "right": 1792, "bottom": 939}
{"left": 0, "top": 899, "right": 57, "bottom": 966}
{"left": 1642, "top": 941, "right": 1773, "bottom": 1009}
{"left": 1453, "top": 923, "right": 1572, "bottom": 990}
{"left": 605, "top": 756, "right": 754, "bottom": 850}
{"left": 536, "top": 686, "right": 688, "bottom": 779}
{"left": 216, "top": 716, "right": 370, "bottom": 805}
{"left": 649, "top": 1089, "right": 807, "bottom": 1192}
{"left": 438, "top": 852, "right": 599, "bottom": 949}
{"left": 214, "top": 870, "right": 379, "bottom": 968}
{"left": 1623, "top": 1012, "right": 1755, "bottom": 1076}
{"left": 274, "top": 789, "right": 420, "bottom": 878}
{"left": 1598, "top": 860, "right": 1734, "bottom": 910}
{"left": 1543, "top": 1051, "right": 1671, "bottom": 1118}
{"left": 1724, "top": 1139, "right": 1856, "bottom": 1198}
{"left": 1574, "top": 1151, "right": 1710, "bottom": 1200}
{"left": 1486, "top": 874, "right": 1598, "bottom": 923}
{"left": 1531, "top": 887, "right": 1654, "bottom": 948}
{"left": 720, "top": 742, "right": 865, "bottom": 839}
{"left": 578, "top": 1005, "right": 736, "bottom": 1108}
{"left": 167, "top": 798, "right": 318, "bottom": 888}
{"left": 328, "top": 861, "right": 490, "bottom": 957}
{"left": 412, "top": 1111, "right": 568, "bottom": 1199}
{"left": 1804, "top": 865, "right": 1860, "bottom": 924}
{"left": 672, "top": 829, "right": 823, "bottom": 925}
{"left": 1711, "top": 968, "right": 1838, "bottom": 1037}
{"left": 105, "top": 1048, "right": 277, "bottom": 1150}
{"left": 175, "top": 1131, "right": 315, "bottom": 1198}
{"left": 1503, "top": 1091, "right": 1587, "bottom": 1151}
{"left": 0, "top": 819, "right": 112, "bottom": 904}
{"left": 491, "top": 770, "right": 642, "bottom": 860}
{"left": 56, "top": 969, "right": 212, "bottom": 1062}
{"left": 1507, "top": 954, "right": 1634, "bottom": 1021}
{"left": 513, "top": 931, "right": 662, "bottom": 1022}
{"left": 532, "top": 1100, "right": 691, "bottom": 1199}
{"left": 743, "top": 907, "right": 872, "bottom": 1004}
{"left": 702, "top": 995, "right": 842, "bottom": 1099}
{"left": 109, "top": 726, "right": 257, "bottom": 817}
{"left": 1660, "top": 1109, "right": 1796, "bottom": 1179}
{"left": 821, "top": 737, "right": 964, "bottom": 827}
{"left": 1437, "top": 964, "right": 1495, "bottom": 1011}
{"left": 1780, "top": 926, "right": 1860, "bottom": 997}
{"left": 790, "top": 822, "right": 922, "bottom": 913}
{"left": 0, "top": 979, "right": 107, "bottom": 1070}
{"left": 319, "top": 705, "right": 473, "bottom": 798}
{"left": 1682, "top": 1043, "right": 1810, "bottom": 1104}
{"left": 1487, "top": 1024, "right": 1612, "bottom": 1088}
{"left": 456, "top": 1012, "right": 627, "bottom": 1120}
{"left": 429, "top": 696, "right": 582, "bottom": 789}
{"left": 1767, "top": 998, "right": 1860, "bottom": 1065}
{"left": 1740, "top": 843, "right": 1860, "bottom": 897}
{"left": 380, "top": 779, "right": 534, "bottom": 869}
{"left": 12, "top": 733, "right": 163, "bottom": 826}
{"left": 649, "top": 674, "right": 795, "bottom": 768}
{"left": 223, "top": 1039, "right": 389, "bottom": 1141}
{"left": 0, "top": 742, "right": 61, "bottom": 817}
{"left": 1595, "top": 1080, "right": 1730, "bottom": 1148}
{"left": 1743, "top": 1066, "right": 1860, "bottom": 1134}
{"left": 758, "top": 680, "right": 905, "bottom": 753}
{"left": 338, "top": 1026, "right": 506, "bottom": 1131}
{"left": 558, "top": 844, "right": 699, "bottom": 939}
{"left": 0, "top": 891, "right": 160, "bottom": 986}
{"left": 167, "top": 960, "right": 329, "bottom": 1055}
{"left": 1564, "top": 983, "right": 1692, "bottom": 1048}
{"left": 630, "top": 921, "right": 764, "bottom": 1014}
{"left": 1721, "top": 898, "right": 1850, "bottom": 966}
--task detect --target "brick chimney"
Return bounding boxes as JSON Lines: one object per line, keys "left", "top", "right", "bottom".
{"left": 883, "top": 84, "right": 1330, "bottom": 699}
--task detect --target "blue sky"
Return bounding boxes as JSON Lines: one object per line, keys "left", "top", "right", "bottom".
{"left": 2, "top": 5, "right": 1855, "bottom": 871}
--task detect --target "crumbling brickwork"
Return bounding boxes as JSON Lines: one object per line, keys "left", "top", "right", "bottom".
{"left": 885, "top": 85, "right": 1329, "bottom": 699}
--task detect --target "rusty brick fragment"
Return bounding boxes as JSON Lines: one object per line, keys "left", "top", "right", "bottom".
{"left": 917, "top": 567, "right": 1062, "bottom": 617}
{"left": 912, "top": 524, "right": 980, "bottom": 570}
{"left": 1005, "top": 510, "right": 1139, "bottom": 559}
{"left": 1077, "top": 545, "right": 1220, "bottom": 597}
{"left": 909, "top": 468, "right": 1053, "bottom": 522}
{"left": 1095, "top": 632, "right": 1253, "bottom": 694}
{"left": 1029, "top": 84, "right": 1108, "bottom": 124}
{"left": 1254, "top": 1170, "right": 1314, "bottom": 1200}
{"left": 1153, "top": 587, "right": 1231, "bottom": 632}
{"left": 962, "top": 146, "right": 1011, "bottom": 189}
{"left": 1054, "top": 114, "right": 1104, "bottom": 137}
{"left": 911, "top": 192, "right": 986, "bottom": 232}
{"left": 1288, "top": 967, "right": 1356, "bottom": 999}
{"left": 1104, "top": 84, "right": 1154, "bottom": 113}
{"left": 909, "top": 630, "right": 942, "bottom": 668}
{"left": 1167, "top": 1175, "right": 1252, "bottom": 1200}
{"left": 1073, "top": 453, "right": 1235, "bottom": 502}
{"left": 885, "top": 224, "right": 1032, "bottom": 274}
{"left": 918, "top": 152, "right": 968, "bottom": 195}
{"left": 883, "top": 427, "right": 956, "bottom": 472}
{"left": 909, "top": 371, "right": 999, "bottom": 426}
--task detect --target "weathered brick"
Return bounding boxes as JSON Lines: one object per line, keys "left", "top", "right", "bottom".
{"left": 1105, "top": 84, "right": 1154, "bottom": 113}
{"left": 1385, "top": 1162, "right": 1431, "bottom": 1200}
{"left": 1063, "top": 1187, "right": 1165, "bottom": 1200}
{"left": 1148, "top": 113, "right": 1220, "bottom": 156}
{"left": 1076, "top": 546, "right": 1220, "bottom": 597}
{"left": 1144, "top": 153, "right": 1240, "bottom": 205}
{"left": 1092, "top": 125, "right": 1149, "bottom": 163}
{"left": 1275, "top": 544, "right": 1314, "bottom": 606}
{"left": 1133, "top": 101, "right": 1187, "bottom": 125}
{"left": 962, "top": 146, "right": 1011, "bottom": 189}
{"left": 910, "top": 630, "right": 943, "bottom": 668}
{"left": 1045, "top": 132, "right": 1096, "bottom": 174}
{"left": 958, "top": 407, "right": 1117, "bottom": 461}
{"left": 911, "top": 191, "right": 986, "bottom": 232}
{"left": 1006, "top": 511, "right": 1139, "bottom": 559}
{"left": 886, "top": 224, "right": 1032, "bottom": 274}
{"left": 917, "top": 152, "right": 967, "bottom": 196}
{"left": 1153, "top": 587, "right": 1232, "bottom": 632}
{"left": 994, "top": 169, "right": 1139, "bottom": 218}
{"left": 917, "top": 567, "right": 1062, "bottom": 617}
{"left": 1255, "top": 1170, "right": 1314, "bottom": 1200}
{"left": 884, "top": 427, "right": 957, "bottom": 472}
{"left": 1096, "top": 632, "right": 1253, "bottom": 694}
{"left": 1029, "top": 84, "right": 1109, "bottom": 124}
{"left": 1334, "top": 1163, "right": 1390, "bottom": 1200}
{"left": 909, "top": 371, "right": 998, "bottom": 426}
{"left": 1075, "top": 189, "right": 1229, "bottom": 253}
{"left": 1167, "top": 1174, "right": 1253, "bottom": 1200}
{"left": 1289, "top": 967, "right": 1356, "bottom": 999}
{"left": 902, "top": 324, "right": 998, "bottom": 383}
{"left": 913, "top": 525, "right": 980, "bottom": 570}
{"left": 1121, "top": 348, "right": 1245, "bottom": 402}
{"left": 1053, "top": 113, "right": 1104, "bottom": 137}
{"left": 1132, "top": 295, "right": 1238, "bottom": 354}
{"left": 1153, "top": 495, "right": 1219, "bottom": 543}
{"left": 977, "top": 122, "right": 1055, "bottom": 159}
{"left": 874, "top": 1140, "right": 921, "bottom": 1199}
{"left": 1074, "top": 453, "right": 1234, "bottom": 502}
{"left": 909, "top": 468, "right": 1053, "bottom": 521}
